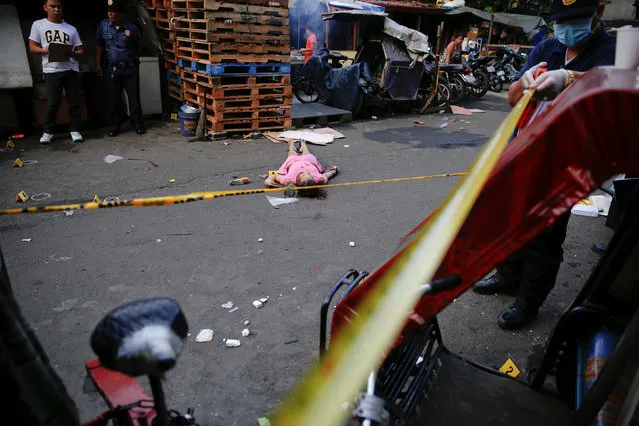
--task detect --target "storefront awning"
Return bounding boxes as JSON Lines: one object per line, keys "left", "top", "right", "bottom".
{"left": 445, "top": 6, "right": 547, "bottom": 33}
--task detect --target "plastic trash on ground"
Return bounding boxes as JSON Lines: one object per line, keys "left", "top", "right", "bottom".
{"left": 253, "top": 300, "right": 264, "bottom": 309}
{"left": 266, "top": 195, "right": 298, "bottom": 207}
{"left": 242, "top": 328, "right": 250, "bottom": 337}
{"left": 195, "top": 329, "right": 214, "bottom": 343}
{"left": 103, "top": 155, "right": 122, "bottom": 164}
{"left": 225, "top": 339, "right": 241, "bottom": 348}
{"left": 222, "top": 301, "right": 235, "bottom": 309}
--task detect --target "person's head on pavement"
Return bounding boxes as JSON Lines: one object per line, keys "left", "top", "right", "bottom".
{"left": 297, "top": 172, "right": 315, "bottom": 187}
{"left": 548, "top": 0, "right": 603, "bottom": 50}
{"left": 107, "top": 0, "right": 124, "bottom": 25}
{"left": 43, "top": 0, "right": 64, "bottom": 23}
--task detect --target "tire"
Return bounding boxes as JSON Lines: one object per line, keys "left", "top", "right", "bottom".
{"left": 449, "top": 75, "right": 468, "bottom": 105}
{"left": 470, "top": 70, "right": 489, "bottom": 98}
{"left": 434, "top": 77, "right": 451, "bottom": 107}
{"left": 293, "top": 78, "right": 319, "bottom": 103}
{"left": 489, "top": 74, "right": 503, "bottom": 92}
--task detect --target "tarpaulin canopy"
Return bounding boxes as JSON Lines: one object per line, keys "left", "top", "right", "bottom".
{"left": 446, "top": 6, "right": 547, "bottom": 34}
{"left": 323, "top": 0, "right": 386, "bottom": 12}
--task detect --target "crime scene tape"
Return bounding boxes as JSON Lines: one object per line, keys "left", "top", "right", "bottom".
{"left": 0, "top": 172, "right": 467, "bottom": 215}
{"left": 272, "top": 91, "right": 534, "bottom": 426}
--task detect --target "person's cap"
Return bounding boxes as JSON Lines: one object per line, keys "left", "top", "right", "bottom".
{"left": 107, "top": 0, "right": 122, "bottom": 10}
{"left": 547, "top": 0, "right": 599, "bottom": 20}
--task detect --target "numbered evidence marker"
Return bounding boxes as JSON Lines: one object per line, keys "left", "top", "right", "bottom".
{"left": 6, "top": 140, "right": 15, "bottom": 149}
{"left": 268, "top": 170, "right": 278, "bottom": 176}
{"left": 13, "top": 158, "right": 23, "bottom": 168}
{"left": 15, "top": 191, "right": 29, "bottom": 202}
{"left": 170, "top": 113, "right": 178, "bottom": 120}
{"left": 499, "top": 358, "right": 521, "bottom": 378}
{"left": 93, "top": 195, "right": 102, "bottom": 203}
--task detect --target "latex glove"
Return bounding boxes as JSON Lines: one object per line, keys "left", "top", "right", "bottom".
{"left": 520, "top": 62, "right": 547, "bottom": 90}
{"left": 530, "top": 69, "right": 569, "bottom": 100}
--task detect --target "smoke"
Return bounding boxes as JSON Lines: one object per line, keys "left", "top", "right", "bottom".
{"left": 289, "top": 0, "right": 327, "bottom": 49}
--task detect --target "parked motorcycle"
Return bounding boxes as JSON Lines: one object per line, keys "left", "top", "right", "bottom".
{"left": 293, "top": 52, "right": 351, "bottom": 103}
{"left": 492, "top": 47, "right": 527, "bottom": 85}
{"left": 416, "top": 58, "right": 451, "bottom": 110}
{"left": 468, "top": 54, "right": 501, "bottom": 94}
{"left": 438, "top": 61, "right": 478, "bottom": 105}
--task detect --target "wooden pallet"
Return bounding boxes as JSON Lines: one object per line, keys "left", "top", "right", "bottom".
{"left": 155, "top": 27, "right": 175, "bottom": 41}
{"left": 180, "top": 70, "right": 290, "bottom": 87}
{"left": 168, "top": 81, "right": 183, "bottom": 101}
{"left": 208, "top": 95, "right": 292, "bottom": 110}
{"left": 171, "top": 0, "right": 205, "bottom": 9}
{"left": 155, "top": 8, "right": 172, "bottom": 20}
{"left": 205, "top": 22, "right": 287, "bottom": 36}
{"left": 160, "top": 39, "right": 176, "bottom": 53}
{"left": 207, "top": 84, "right": 291, "bottom": 98}
{"left": 152, "top": 0, "right": 172, "bottom": 7}
{"left": 205, "top": 0, "right": 289, "bottom": 7}
{"left": 206, "top": 115, "right": 292, "bottom": 133}
{"left": 204, "top": 12, "right": 289, "bottom": 26}
{"left": 178, "top": 58, "right": 291, "bottom": 75}
{"left": 178, "top": 48, "right": 291, "bottom": 64}
{"left": 151, "top": 17, "right": 171, "bottom": 31}
{"left": 172, "top": 9, "right": 205, "bottom": 20}
{"left": 206, "top": 31, "right": 288, "bottom": 45}
{"left": 176, "top": 38, "right": 289, "bottom": 55}
{"left": 204, "top": 1, "right": 289, "bottom": 16}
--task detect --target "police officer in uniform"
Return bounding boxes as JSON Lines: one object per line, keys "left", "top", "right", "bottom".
{"left": 96, "top": 0, "right": 145, "bottom": 137}
{"left": 472, "top": 0, "right": 615, "bottom": 330}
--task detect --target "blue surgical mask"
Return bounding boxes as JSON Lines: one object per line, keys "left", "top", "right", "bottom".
{"left": 554, "top": 17, "right": 593, "bottom": 47}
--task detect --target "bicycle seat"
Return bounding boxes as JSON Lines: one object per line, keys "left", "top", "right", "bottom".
{"left": 90, "top": 298, "right": 189, "bottom": 377}
{"left": 439, "top": 64, "right": 465, "bottom": 72}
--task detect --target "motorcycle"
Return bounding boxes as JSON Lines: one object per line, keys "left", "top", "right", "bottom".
{"left": 468, "top": 52, "right": 502, "bottom": 94}
{"left": 416, "top": 57, "right": 451, "bottom": 110}
{"left": 493, "top": 46, "right": 527, "bottom": 85}
{"left": 438, "top": 60, "right": 478, "bottom": 105}
{"left": 293, "top": 52, "right": 351, "bottom": 104}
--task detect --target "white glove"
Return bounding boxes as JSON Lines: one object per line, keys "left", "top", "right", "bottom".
{"left": 530, "top": 69, "right": 569, "bottom": 100}
{"left": 520, "top": 62, "right": 547, "bottom": 90}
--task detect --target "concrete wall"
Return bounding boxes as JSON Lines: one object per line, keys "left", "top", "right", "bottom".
{"left": 0, "top": 5, "right": 33, "bottom": 89}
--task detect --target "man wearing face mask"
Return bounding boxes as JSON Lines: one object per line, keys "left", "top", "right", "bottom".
{"left": 473, "top": 0, "right": 615, "bottom": 330}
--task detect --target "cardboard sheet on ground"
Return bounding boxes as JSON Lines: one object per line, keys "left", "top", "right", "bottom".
{"left": 450, "top": 105, "right": 474, "bottom": 115}
{"left": 263, "top": 128, "right": 345, "bottom": 145}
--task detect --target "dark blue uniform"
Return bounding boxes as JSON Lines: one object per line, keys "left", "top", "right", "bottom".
{"left": 97, "top": 19, "right": 144, "bottom": 132}
{"left": 499, "top": 29, "right": 616, "bottom": 313}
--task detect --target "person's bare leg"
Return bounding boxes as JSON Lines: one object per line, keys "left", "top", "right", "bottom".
{"left": 300, "top": 140, "right": 311, "bottom": 155}
{"left": 322, "top": 166, "right": 338, "bottom": 182}
{"left": 287, "top": 140, "right": 298, "bottom": 157}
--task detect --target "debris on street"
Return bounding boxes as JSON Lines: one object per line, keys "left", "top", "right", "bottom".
{"left": 284, "top": 338, "right": 299, "bottom": 345}
{"left": 169, "top": 178, "right": 176, "bottom": 183}
{"left": 258, "top": 417, "right": 272, "bottom": 426}
{"left": 413, "top": 120, "right": 424, "bottom": 127}
{"left": 225, "top": 339, "right": 241, "bottom": 348}
{"left": 253, "top": 300, "right": 264, "bottom": 309}
{"left": 64, "top": 210, "right": 75, "bottom": 217}
{"left": 103, "top": 155, "right": 122, "bottom": 164}
{"left": 195, "top": 329, "right": 214, "bottom": 343}
{"left": 243, "top": 320, "right": 250, "bottom": 326}
{"left": 440, "top": 122, "right": 449, "bottom": 129}
{"left": 469, "top": 108, "right": 486, "bottom": 113}
{"left": 229, "top": 177, "right": 249, "bottom": 185}
{"left": 22, "top": 238, "right": 31, "bottom": 243}
{"left": 266, "top": 195, "right": 298, "bottom": 208}
{"left": 450, "top": 105, "right": 474, "bottom": 115}
{"left": 242, "top": 328, "right": 250, "bottom": 337}
{"left": 258, "top": 237, "right": 264, "bottom": 243}
{"left": 259, "top": 297, "right": 268, "bottom": 303}
{"left": 222, "top": 301, "right": 235, "bottom": 310}
{"left": 228, "top": 307, "right": 239, "bottom": 313}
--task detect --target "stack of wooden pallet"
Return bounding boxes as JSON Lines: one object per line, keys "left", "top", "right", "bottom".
{"left": 149, "top": 0, "right": 292, "bottom": 133}
{"left": 146, "top": 0, "right": 183, "bottom": 102}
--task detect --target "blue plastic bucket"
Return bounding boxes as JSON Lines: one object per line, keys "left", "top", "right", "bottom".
{"left": 178, "top": 110, "right": 201, "bottom": 137}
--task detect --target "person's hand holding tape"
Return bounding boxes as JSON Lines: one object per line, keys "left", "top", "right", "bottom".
{"left": 520, "top": 62, "right": 548, "bottom": 90}
{"left": 530, "top": 69, "right": 570, "bottom": 100}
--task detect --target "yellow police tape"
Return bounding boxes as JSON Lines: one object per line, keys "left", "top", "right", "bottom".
{"left": 272, "top": 91, "right": 533, "bottom": 426}
{"left": 0, "top": 173, "right": 467, "bottom": 215}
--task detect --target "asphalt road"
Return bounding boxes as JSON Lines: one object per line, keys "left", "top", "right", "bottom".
{"left": 0, "top": 92, "right": 611, "bottom": 425}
